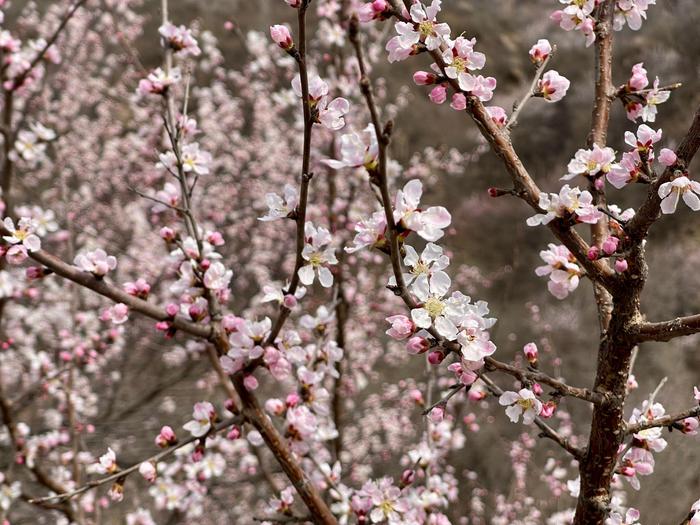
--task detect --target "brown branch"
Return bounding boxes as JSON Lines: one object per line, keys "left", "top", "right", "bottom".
{"left": 12, "top": 242, "right": 212, "bottom": 339}
{"left": 478, "top": 374, "right": 584, "bottom": 460}
{"left": 266, "top": 0, "right": 316, "bottom": 346}
{"left": 232, "top": 376, "right": 337, "bottom": 525}
{"left": 28, "top": 416, "right": 244, "bottom": 504}
{"left": 484, "top": 357, "right": 604, "bottom": 404}
{"left": 634, "top": 314, "right": 700, "bottom": 343}
{"left": 625, "top": 406, "right": 700, "bottom": 435}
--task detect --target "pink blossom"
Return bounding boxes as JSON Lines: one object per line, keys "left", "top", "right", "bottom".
{"left": 523, "top": 342, "right": 538, "bottom": 363}
{"left": 74, "top": 249, "right": 117, "bottom": 277}
{"left": 155, "top": 426, "right": 176, "bottom": 448}
{"left": 358, "top": 0, "right": 390, "bottom": 22}
{"left": 385, "top": 315, "right": 415, "bottom": 340}
{"left": 394, "top": 180, "right": 451, "bottom": 242}
{"left": 183, "top": 401, "right": 216, "bottom": 438}
{"left": 498, "top": 388, "right": 542, "bottom": 424}
{"left": 95, "top": 447, "right": 118, "bottom": 474}
{"left": 450, "top": 93, "right": 467, "bottom": 111}
{"left": 3, "top": 217, "right": 41, "bottom": 252}
{"left": 658, "top": 176, "right": 700, "bottom": 214}
{"left": 602, "top": 236, "right": 620, "bottom": 255}
{"left": 104, "top": 303, "right": 129, "bottom": 325}
{"left": 323, "top": 125, "right": 378, "bottom": 171}
{"left": 529, "top": 39, "right": 552, "bottom": 64}
{"left": 243, "top": 374, "right": 259, "bottom": 391}
{"left": 429, "top": 85, "right": 447, "bottom": 104}
{"left": 406, "top": 336, "right": 430, "bottom": 354}
{"left": 269, "top": 24, "right": 293, "bottom": 50}
{"left": 628, "top": 62, "right": 649, "bottom": 91}
{"left": 538, "top": 70, "right": 570, "bottom": 102}
{"left": 412, "top": 71, "right": 436, "bottom": 85}
{"left": 158, "top": 22, "right": 200, "bottom": 56}
{"left": 615, "top": 259, "right": 628, "bottom": 273}
{"left": 138, "top": 461, "right": 157, "bottom": 483}
{"left": 535, "top": 243, "right": 582, "bottom": 300}
{"left": 486, "top": 105, "right": 507, "bottom": 127}
{"left": 658, "top": 148, "right": 677, "bottom": 167}
{"left": 137, "top": 67, "right": 181, "bottom": 96}
{"left": 624, "top": 124, "right": 662, "bottom": 153}
{"left": 393, "top": 0, "right": 451, "bottom": 53}
{"left": 298, "top": 222, "right": 337, "bottom": 288}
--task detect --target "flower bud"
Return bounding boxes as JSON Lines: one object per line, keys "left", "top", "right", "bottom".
{"left": 412, "top": 71, "right": 436, "bottom": 85}
{"left": 427, "top": 350, "right": 445, "bottom": 365}
{"left": 615, "top": 259, "right": 628, "bottom": 273}
{"left": 428, "top": 85, "right": 447, "bottom": 105}
{"left": 406, "top": 336, "right": 430, "bottom": 354}
{"left": 523, "top": 342, "right": 538, "bottom": 364}
{"left": 270, "top": 24, "right": 294, "bottom": 50}
{"left": 587, "top": 245, "right": 600, "bottom": 260}
{"left": 602, "top": 236, "right": 619, "bottom": 255}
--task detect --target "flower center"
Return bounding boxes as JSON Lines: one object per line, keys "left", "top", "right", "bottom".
{"left": 418, "top": 20, "right": 434, "bottom": 37}
{"left": 309, "top": 252, "right": 324, "bottom": 267}
{"left": 451, "top": 56, "right": 467, "bottom": 73}
{"left": 424, "top": 297, "right": 445, "bottom": 318}
{"left": 517, "top": 398, "right": 535, "bottom": 410}
{"left": 411, "top": 261, "right": 429, "bottom": 276}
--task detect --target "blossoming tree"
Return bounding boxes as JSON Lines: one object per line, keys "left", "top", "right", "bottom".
{"left": 0, "top": 0, "right": 699, "bottom": 524}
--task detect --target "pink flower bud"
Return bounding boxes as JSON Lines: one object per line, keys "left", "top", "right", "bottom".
{"left": 188, "top": 302, "right": 206, "bottom": 321}
{"left": 540, "top": 401, "right": 556, "bottom": 418}
{"left": 227, "top": 426, "right": 241, "bottom": 440}
{"left": 265, "top": 398, "right": 286, "bottom": 415}
{"left": 243, "top": 374, "right": 259, "bottom": 391}
{"left": 615, "top": 259, "right": 628, "bottom": 273}
{"left": 602, "top": 236, "right": 619, "bottom": 255}
{"left": 165, "top": 303, "right": 179, "bottom": 317}
{"left": 222, "top": 314, "right": 245, "bottom": 333}
{"left": 159, "top": 226, "right": 176, "bottom": 241}
{"left": 283, "top": 294, "right": 298, "bottom": 309}
{"left": 528, "top": 39, "right": 552, "bottom": 64}
{"left": 412, "top": 71, "right": 436, "bottom": 85}
{"left": 427, "top": 350, "right": 445, "bottom": 365}
{"left": 408, "top": 388, "right": 424, "bottom": 405}
{"left": 429, "top": 406, "right": 445, "bottom": 423}
{"left": 450, "top": 93, "right": 467, "bottom": 111}
{"left": 191, "top": 444, "right": 205, "bottom": 462}
{"left": 207, "top": 231, "right": 225, "bottom": 246}
{"left": 155, "top": 426, "right": 176, "bottom": 448}
{"left": 587, "top": 246, "right": 600, "bottom": 260}
{"left": 224, "top": 21, "right": 234, "bottom": 31}
{"left": 270, "top": 24, "right": 294, "bottom": 50}
{"left": 429, "top": 85, "right": 447, "bottom": 105}
{"left": 406, "top": 336, "right": 430, "bottom": 354}
{"left": 523, "top": 342, "right": 538, "bottom": 363}
{"left": 658, "top": 148, "right": 677, "bottom": 167}
{"left": 532, "top": 382, "right": 543, "bottom": 396}
{"left": 224, "top": 398, "right": 237, "bottom": 412}
{"left": 400, "top": 469, "right": 416, "bottom": 486}
{"left": 594, "top": 177, "right": 605, "bottom": 191}
{"left": 286, "top": 392, "right": 301, "bottom": 407}
{"left": 385, "top": 315, "right": 415, "bottom": 340}
{"left": 620, "top": 465, "right": 635, "bottom": 477}
{"left": 139, "top": 461, "right": 157, "bottom": 483}
{"left": 25, "top": 266, "right": 46, "bottom": 280}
